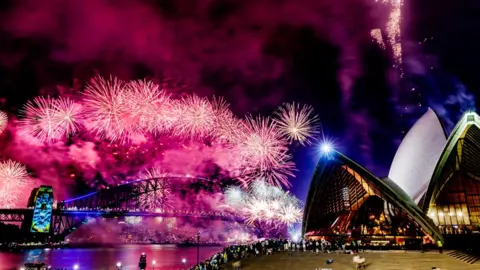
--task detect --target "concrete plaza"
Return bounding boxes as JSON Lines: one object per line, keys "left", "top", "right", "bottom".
{"left": 223, "top": 250, "right": 480, "bottom": 270}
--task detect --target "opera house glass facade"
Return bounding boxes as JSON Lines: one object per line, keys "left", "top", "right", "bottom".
{"left": 303, "top": 109, "right": 480, "bottom": 246}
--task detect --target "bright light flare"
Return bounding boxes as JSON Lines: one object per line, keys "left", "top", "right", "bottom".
{"left": 321, "top": 142, "right": 333, "bottom": 153}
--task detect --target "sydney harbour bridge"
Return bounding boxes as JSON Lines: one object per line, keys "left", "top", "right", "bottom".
{"left": 0, "top": 176, "right": 244, "bottom": 240}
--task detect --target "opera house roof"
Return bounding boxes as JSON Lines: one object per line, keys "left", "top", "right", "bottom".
{"left": 388, "top": 108, "right": 447, "bottom": 204}
{"left": 302, "top": 149, "right": 444, "bottom": 242}
{"left": 302, "top": 109, "right": 480, "bottom": 242}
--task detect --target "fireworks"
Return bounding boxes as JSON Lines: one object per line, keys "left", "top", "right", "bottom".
{"left": 124, "top": 216, "right": 142, "bottom": 225}
{"left": 83, "top": 76, "right": 135, "bottom": 142}
{"left": 138, "top": 168, "right": 172, "bottom": 210}
{"left": 370, "top": 29, "right": 386, "bottom": 49}
{"left": 175, "top": 94, "right": 216, "bottom": 138}
{"left": 233, "top": 116, "right": 294, "bottom": 187}
{"left": 224, "top": 185, "right": 245, "bottom": 206}
{"left": 273, "top": 102, "right": 320, "bottom": 145}
{"left": 237, "top": 116, "right": 288, "bottom": 170}
{"left": 375, "top": 0, "right": 403, "bottom": 63}
{"left": 19, "top": 96, "right": 82, "bottom": 143}
{"left": 0, "top": 111, "right": 7, "bottom": 134}
{"left": 224, "top": 180, "right": 302, "bottom": 227}
{"left": 278, "top": 204, "right": 303, "bottom": 224}
{"left": 5, "top": 74, "right": 319, "bottom": 221}
{"left": 0, "top": 160, "right": 30, "bottom": 208}
{"left": 125, "top": 80, "right": 173, "bottom": 134}
{"left": 52, "top": 97, "right": 84, "bottom": 136}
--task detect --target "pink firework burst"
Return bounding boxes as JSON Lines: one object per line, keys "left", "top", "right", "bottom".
{"left": 233, "top": 117, "right": 294, "bottom": 187}
{"left": 238, "top": 116, "right": 288, "bottom": 169}
{"left": 83, "top": 76, "right": 138, "bottom": 142}
{"left": 0, "top": 111, "right": 7, "bottom": 134}
{"left": 19, "top": 96, "right": 63, "bottom": 143}
{"left": 125, "top": 80, "right": 174, "bottom": 134}
{"left": 138, "top": 168, "right": 172, "bottom": 210}
{"left": 0, "top": 160, "right": 30, "bottom": 208}
{"left": 211, "top": 97, "right": 246, "bottom": 143}
{"left": 278, "top": 204, "right": 303, "bottom": 225}
{"left": 273, "top": 102, "right": 320, "bottom": 145}
{"left": 175, "top": 94, "right": 216, "bottom": 139}
{"left": 52, "top": 97, "right": 84, "bottom": 137}
{"left": 252, "top": 155, "right": 296, "bottom": 188}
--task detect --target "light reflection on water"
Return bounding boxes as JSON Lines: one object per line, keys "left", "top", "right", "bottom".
{"left": 0, "top": 245, "right": 222, "bottom": 270}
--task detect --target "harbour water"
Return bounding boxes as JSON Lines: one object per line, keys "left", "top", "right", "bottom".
{"left": 0, "top": 245, "right": 223, "bottom": 270}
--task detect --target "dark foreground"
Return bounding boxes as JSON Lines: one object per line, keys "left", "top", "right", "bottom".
{"left": 222, "top": 250, "right": 480, "bottom": 270}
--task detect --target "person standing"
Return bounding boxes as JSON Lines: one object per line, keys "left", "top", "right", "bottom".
{"left": 437, "top": 240, "right": 443, "bottom": 254}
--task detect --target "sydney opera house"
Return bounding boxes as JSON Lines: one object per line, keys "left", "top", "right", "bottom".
{"left": 303, "top": 109, "right": 480, "bottom": 247}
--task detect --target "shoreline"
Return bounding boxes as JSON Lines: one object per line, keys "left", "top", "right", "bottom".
{"left": 0, "top": 242, "right": 224, "bottom": 251}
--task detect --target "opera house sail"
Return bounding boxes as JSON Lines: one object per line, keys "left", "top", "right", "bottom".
{"left": 420, "top": 111, "right": 480, "bottom": 234}
{"left": 302, "top": 150, "right": 443, "bottom": 244}
{"left": 388, "top": 108, "right": 447, "bottom": 203}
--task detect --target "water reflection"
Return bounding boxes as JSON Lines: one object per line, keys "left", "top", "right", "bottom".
{"left": 0, "top": 245, "right": 222, "bottom": 270}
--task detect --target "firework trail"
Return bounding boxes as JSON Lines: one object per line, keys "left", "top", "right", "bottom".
{"left": 0, "top": 111, "right": 7, "bottom": 134}
{"left": 0, "top": 160, "right": 30, "bottom": 208}
{"left": 273, "top": 102, "right": 320, "bottom": 145}
{"left": 370, "top": 29, "right": 386, "bottom": 49}
{"left": 374, "top": 0, "right": 403, "bottom": 63}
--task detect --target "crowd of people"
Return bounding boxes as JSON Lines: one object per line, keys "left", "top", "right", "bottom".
{"left": 186, "top": 237, "right": 356, "bottom": 270}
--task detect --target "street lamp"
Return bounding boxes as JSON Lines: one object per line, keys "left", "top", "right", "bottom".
{"left": 182, "top": 258, "right": 187, "bottom": 265}
{"left": 197, "top": 231, "right": 200, "bottom": 265}
{"left": 152, "top": 260, "right": 156, "bottom": 270}
{"left": 73, "top": 264, "right": 79, "bottom": 270}
{"left": 116, "top": 262, "right": 122, "bottom": 269}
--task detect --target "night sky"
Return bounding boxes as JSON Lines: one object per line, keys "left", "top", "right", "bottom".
{"left": 0, "top": 0, "right": 478, "bottom": 201}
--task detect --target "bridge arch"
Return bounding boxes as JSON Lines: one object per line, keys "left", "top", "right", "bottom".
{"left": 52, "top": 176, "right": 235, "bottom": 239}
{"left": 59, "top": 176, "right": 215, "bottom": 211}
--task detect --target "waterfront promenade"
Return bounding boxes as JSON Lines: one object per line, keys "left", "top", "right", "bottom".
{"left": 222, "top": 251, "right": 480, "bottom": 270}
